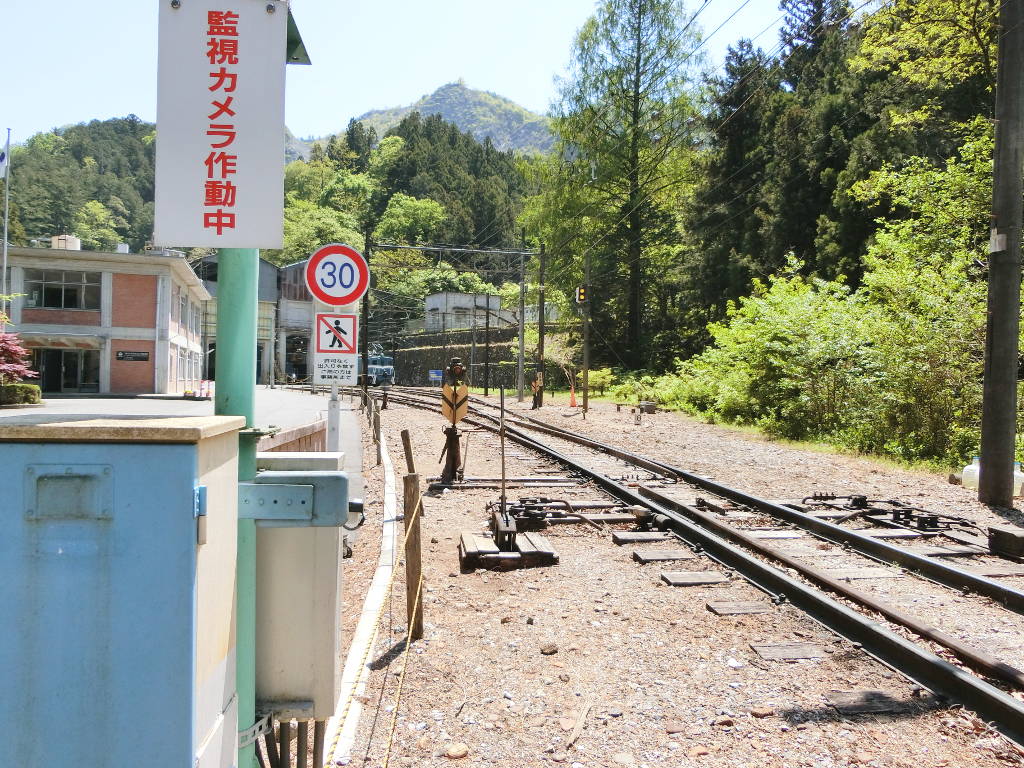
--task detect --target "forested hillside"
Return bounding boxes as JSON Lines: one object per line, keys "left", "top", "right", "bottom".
{"left": 7, "top": 116, "right": 156, "bottom": 252}
{"left": 274, "top": 113, "right": 532, "bottom": 340}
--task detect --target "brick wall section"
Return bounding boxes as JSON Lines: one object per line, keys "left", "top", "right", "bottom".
{"left": 21, "top": 309, "right": 101, "bottom": 326}
{"left": 109, "top": 339, "right": 156, "bottom": 394}
{"left": 112, "top": 274, "right": 157, "bottom": 328}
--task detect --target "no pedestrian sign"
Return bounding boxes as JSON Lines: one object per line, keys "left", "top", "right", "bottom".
{"left": 316, "top": 313, "right": 357, "bottom": 354}
{"left": 305, "top": 244, "right": 369, "bottom": 306}
{"left": 313, "top": 312, "right": 358, "bottom": 385}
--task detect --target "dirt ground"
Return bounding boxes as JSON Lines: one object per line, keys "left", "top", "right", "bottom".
{"left": 340, "top": 397, "right": 1024, "bottom": 768}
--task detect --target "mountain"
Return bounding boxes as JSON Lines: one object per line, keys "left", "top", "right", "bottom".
{"left": 354, "top": 81, "right": 554, "bottom": 154}
{"left": 285, "top": 128, "right": 313, "bottom": 163}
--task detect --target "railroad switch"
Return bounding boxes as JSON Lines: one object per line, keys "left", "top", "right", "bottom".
{"left": 456, "top": 498, "right": 572, "bottom": 572}
{"left": 801, "top": 494, "right": 982, "bottom": 534}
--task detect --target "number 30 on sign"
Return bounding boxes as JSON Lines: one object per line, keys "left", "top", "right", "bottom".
{"left": 304, "top": 243, "right": 370, "bottom": 306}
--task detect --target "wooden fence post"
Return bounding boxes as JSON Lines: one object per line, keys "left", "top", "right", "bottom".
{"left": 400, "top": 429, "right": 416, "bottom": 474}
{"left": 373, "top": 410, "right": 382, "bottom": 465}
{"left": 403, "top": 473, "right": 424, "bottom": 640}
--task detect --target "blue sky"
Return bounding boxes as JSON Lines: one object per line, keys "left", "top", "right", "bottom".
{"left": 4, "top": 0, "right": 785, "bottom": 143}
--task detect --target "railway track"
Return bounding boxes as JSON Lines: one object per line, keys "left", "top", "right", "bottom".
{"left": 360, "top": 386, "right": 1024, "bottom": 744}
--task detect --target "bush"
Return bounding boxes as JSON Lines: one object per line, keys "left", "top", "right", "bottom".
{"left": 0, "top": 383, "right": 41, "bottom": 405}
{"left": 577, "top": 367, "right": 615, "bottom": 395}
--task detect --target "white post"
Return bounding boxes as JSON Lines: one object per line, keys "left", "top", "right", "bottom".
{"left": 1, "top": 128, "right": 10, "bottom": 330}
{"left": 328, "top": 381, "right": 341, "bottom": 451}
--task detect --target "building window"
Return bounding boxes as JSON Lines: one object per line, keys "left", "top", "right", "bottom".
{"left": 23, "top": 270, "right": 101, "bottom": 310}
{"left": 179, "top": 294, "right": 187, "bottom": 329}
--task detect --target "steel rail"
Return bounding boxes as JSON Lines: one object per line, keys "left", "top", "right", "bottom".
{"left": 380, "top": 389, "right": 1024, "bottom": 686}
{"left": 376, "top": 391, "right": 1024, "bottom": 742}
{"left": 640, "top": 485, "right": 1024, "bottom": 691}
{"left": 464, "top": 399, "right": 1024, "bottom": 617}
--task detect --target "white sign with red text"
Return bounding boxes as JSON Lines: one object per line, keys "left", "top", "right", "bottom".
{"left": 154, "top": 0, "right": 287, "bottom": 248}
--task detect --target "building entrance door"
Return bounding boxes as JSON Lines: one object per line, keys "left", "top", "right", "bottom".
{"left": 33, "top": 349, "right": 100, "bottom": 393}
{"left": 38, "top": 350, "right": 62, "bottom": 393}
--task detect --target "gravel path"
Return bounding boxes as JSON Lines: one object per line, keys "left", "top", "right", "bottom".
{"left": 343, "top": 399, "right": 1024, "bottom": 768}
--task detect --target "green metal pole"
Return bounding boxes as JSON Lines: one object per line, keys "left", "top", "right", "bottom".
{"left": 214, "top": 247, "right": 259, "bottom": 768}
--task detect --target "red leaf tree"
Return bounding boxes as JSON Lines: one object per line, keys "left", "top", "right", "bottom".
{"left": 0, "top": 332, "right": 38, "bottom": 385}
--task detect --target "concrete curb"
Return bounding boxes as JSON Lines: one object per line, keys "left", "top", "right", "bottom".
{"left": 325, "top": 421, "right": 399, "bottom": 764}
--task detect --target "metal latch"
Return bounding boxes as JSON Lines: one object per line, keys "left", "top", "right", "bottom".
{"left": 238, "top": 482, "right": 314, "bottom": 525}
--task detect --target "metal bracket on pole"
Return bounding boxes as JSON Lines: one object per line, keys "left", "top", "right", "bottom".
{"left": 238, "top": 712, "right": 273, "bottom": 749}
{"left": 240, "top": 471, "right": 353, "bottom": 527}
{"left": 238, "top": 483, "right": 315, "bottom": 524}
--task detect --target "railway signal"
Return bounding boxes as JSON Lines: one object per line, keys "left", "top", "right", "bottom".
{"left": 575, "top": 285, "right": 587, "bottom": 303}
{"left": 439, "top": 357, "right": 469, "bottom": 484}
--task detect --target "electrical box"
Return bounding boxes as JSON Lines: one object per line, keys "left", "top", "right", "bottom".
{"left": 250, "top": 461, "right": 353, "bottom": 718}
{"left": 0, "top": 415, "right": 245, "bottom": 768}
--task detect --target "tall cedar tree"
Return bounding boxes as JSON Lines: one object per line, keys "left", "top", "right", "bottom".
{"left": 554, "top": 0, "right": 700, "bottom": 368}
{"left": 681, "top": 41, "right": 779, "bottom": 347}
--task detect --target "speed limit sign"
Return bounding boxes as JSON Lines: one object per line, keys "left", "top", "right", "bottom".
{"left": 305, "top": 244, "right": 370, "bottom": 306}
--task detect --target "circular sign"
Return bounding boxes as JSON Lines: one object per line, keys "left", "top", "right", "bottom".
{"left": 305, "top": 244, "right": 370, "bottom": 306}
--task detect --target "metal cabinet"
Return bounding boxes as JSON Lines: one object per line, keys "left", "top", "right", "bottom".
{"left": 251, "top": 453, "right": 352, "bottom": 719}
{"left": 0, "top": 415, "right": 245, "bottom": 768}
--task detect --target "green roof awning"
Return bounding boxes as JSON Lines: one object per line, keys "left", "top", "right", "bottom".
{"left": 286, "top": 8, "right": 311, "bottom": 65}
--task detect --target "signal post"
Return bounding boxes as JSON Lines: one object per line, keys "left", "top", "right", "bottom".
{"left": 440, "top": 358, "right": 469, "bottom": 485}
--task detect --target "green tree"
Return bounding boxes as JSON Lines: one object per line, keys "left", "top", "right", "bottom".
{"left": 267, "top": 197, "right": 363, "bottom": 266}
{"left": 9, "top": 117, "right": 156, "bottom": 250}
{"left": 852, "top": 0, "right": 996, "bottom": 95}
{"left": 372, "top": 193, "right": 445, "bottom": 244}
{"left": 73, "top": 200, "right": 120, "bottom": 251}
{"left": 681, "top": 41, "right": 779, "bottom": 348}
{"left": 549, "top": 0, "right": 702, "bottom": 368}
{"left": 344, "top": 119, "right": 377, "bottom": 173}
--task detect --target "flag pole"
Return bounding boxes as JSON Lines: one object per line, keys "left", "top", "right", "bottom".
{"left": 1, "top": 128, "right": 10, "bottom": 330}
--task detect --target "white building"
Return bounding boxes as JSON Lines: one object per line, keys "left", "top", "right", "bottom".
{"left": 425, "top": 292, "right": 514, "bottom": 332}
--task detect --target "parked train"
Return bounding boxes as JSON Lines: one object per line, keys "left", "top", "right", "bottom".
{"left": 359, "top": 353, "right": 395, "bottom": 386}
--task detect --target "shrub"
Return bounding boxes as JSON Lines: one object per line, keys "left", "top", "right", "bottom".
{"left": 0, "top": 331, "right": 38, "bottom": 386}
{"left": 576, "top": 367, "right": 615, "bottom": 395}
{"left": 0, "top": 383, "right": 41, "bottom": 405}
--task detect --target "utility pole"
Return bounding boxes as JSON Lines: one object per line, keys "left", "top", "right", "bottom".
{"left": 583, "top": 251, "right": 591, "bottom": 417}
{"left": 470, "top": 293, "right": 477, "bottom": 386}
{"left": 361, "top": 233, "right": 372, "bottom": 396}
{"left": 442, "top": 309, "right": 448, "bottom": 367}
{"left": 517, "top": 244, "right": 526, "bottom": 403}
{"left": 484, "top": 295, "right": 491, "bottom": 396}
{"left": 536, "top": 243, "right": 546, "bottom": 407}
{"left": 980, "top": 0, "right": 1024, "bottom": 506}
